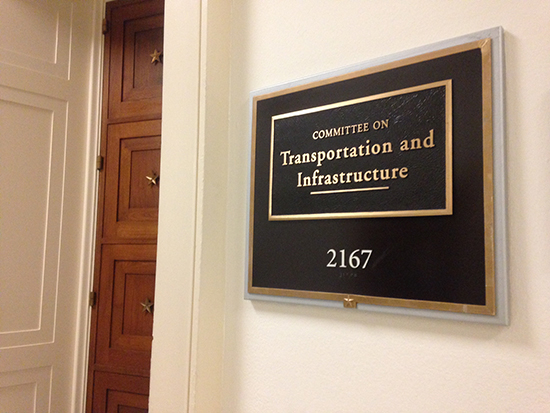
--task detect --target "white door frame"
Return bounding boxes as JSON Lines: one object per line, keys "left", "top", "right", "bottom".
{"left": 149, "top": 1, "right": 230, "bottom": 411}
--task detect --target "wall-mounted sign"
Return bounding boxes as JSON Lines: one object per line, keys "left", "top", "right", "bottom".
{"left": 247, "top": 28, "right": 508, "bottom": 324}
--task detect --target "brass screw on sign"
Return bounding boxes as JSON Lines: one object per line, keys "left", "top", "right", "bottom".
{"left": 150, "top": 49, "right": 162, "bottom": 64}
{"left": 343, "top": 296, "right": 357, "bottom": 309}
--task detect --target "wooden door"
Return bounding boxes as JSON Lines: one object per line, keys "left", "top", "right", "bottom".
{"left": 87, "top": 0, "right": 164, "bottom": 411}
{"left": 0, "top": 1, "right": 95, "bottom": 411}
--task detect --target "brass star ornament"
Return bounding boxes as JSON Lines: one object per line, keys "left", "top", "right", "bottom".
{"left": 146, "top": 171, "right": 159, "bottom": 186}
{"left": 150, "top": 49, "right": 162, "bottom": 64}
{"left": 141, "top": 298, "right": 154, "bottom": 314}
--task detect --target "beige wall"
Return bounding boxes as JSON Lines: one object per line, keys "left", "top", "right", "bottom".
{"left": 152, "top": 1, "right": 550, "bottom": 411}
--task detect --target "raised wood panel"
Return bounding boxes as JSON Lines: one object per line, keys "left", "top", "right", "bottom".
{"left": 0, "top": 0, "right": 72, "bottom": 79}
{"left": 96, "top": 244, "right": 156, "bottom": 373}
{"left": 0, "top": 383, "right": 36, "bottom": 412}
{"left": 92, "top": 371, "right": 149, "bottom": 413}
{"left": 0, "top": 366, "right": 52, "bottom": 412}
{"left": 0, "top": 86, "right": 67, "bottom": 348}
{"left": 128, "top": 146, "right": 161, "bottom": 210}
{"left": 103, "top": 120, "right": 161, "bottom": 241}
{"left": 107, "top": 0, "right": 164, "bottom": 120}
{"left": 122, "top": 273, "right": 155, "bottom": 337}
{"left": 123, "top": 16, "right": 163, "bottom": 100}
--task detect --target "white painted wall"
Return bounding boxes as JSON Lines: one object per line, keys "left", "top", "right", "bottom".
{"left": 153, "top": 0, "right": 550, "bottom": 412}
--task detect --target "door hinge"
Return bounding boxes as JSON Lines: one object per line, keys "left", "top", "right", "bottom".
{"left": 96, "top": 155, "right": 104, "bottom": 171}
{"left": 89, "top": 291, "right": 97, "bottom": 308}
{"left": 102, "top": 18, "right": 109, "bottom": 35}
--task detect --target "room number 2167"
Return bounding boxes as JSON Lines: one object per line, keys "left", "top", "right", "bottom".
{"left": 326, "top": 249, "right": 373, "bottom": 269}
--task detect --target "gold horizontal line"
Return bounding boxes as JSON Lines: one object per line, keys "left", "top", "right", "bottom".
{"left": 310, "top": 186, "right": 389, "bottom": 195}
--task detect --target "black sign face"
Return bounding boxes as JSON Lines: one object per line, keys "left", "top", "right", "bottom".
{"left": 249, "top": 39, "right": 496, "bottom": 316}
{"left": 270, "top": 81, "right": 452, "bottom": 220}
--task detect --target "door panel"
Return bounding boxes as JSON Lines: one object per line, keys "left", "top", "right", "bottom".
{"left": 92, "top": 372, "right": 149, "bottom": 413}
{"left": 103, "top": 120, "right": 161, "bottom": 241}
{"left": 0, "top": 0, "right": 72, "bottom": 78}
{"left": 0, "top": 89, "right": 66, "bottom": 346}
{"left": 107, "top": 0, "right": 164, "bottom": 120}
{"left": 123, "top": 16, "right": 164, "bottom": 99}
{"left": 96, "top": 244, "right": 156, "bottom": 373}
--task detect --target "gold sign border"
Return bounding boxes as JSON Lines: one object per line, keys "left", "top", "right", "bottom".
{"left": 249, "top": 38, "right": 495, "bottom": 316}
{"left": 268, "top": 80, "right": 453, "bottom": 220}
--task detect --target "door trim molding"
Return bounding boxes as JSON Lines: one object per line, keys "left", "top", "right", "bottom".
{"left": 73, "top": 1, "right": 106, "bottom": 411}
{"left": 149, "top": 0, "right": 230, "bottom": 411}
{"left": 148, "top": 0, "right": 202, "bottom": 411}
